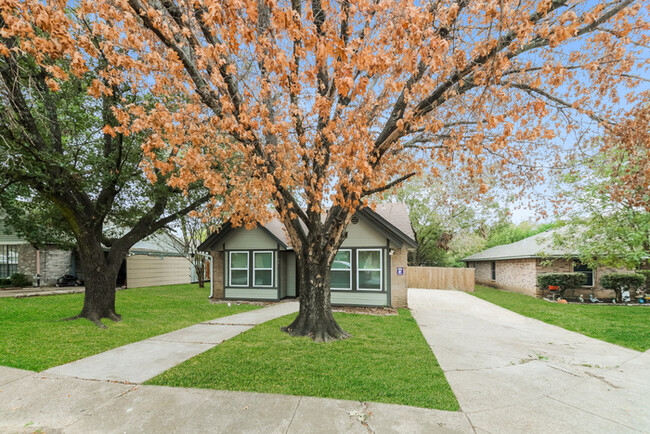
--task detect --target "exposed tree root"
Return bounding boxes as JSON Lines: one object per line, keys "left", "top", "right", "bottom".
{"left": 282, "top": 316, "right": 351, "bottom": 342}
{"left": 90, "top": 317, "right": 108, "bottom": 329}
{"left": 106, "top": 311, "right": 122, "bottom": 322}
{"left": 63, "top": 311, "right": 120, "bottom": 328}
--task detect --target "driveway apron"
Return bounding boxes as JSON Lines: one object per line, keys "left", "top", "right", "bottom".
{"left": 409, "top": 289, "right": 650, "bottom": 434}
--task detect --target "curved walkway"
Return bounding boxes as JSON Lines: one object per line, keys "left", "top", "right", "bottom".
{"left": 409, "top": 289, "right": 650, "bottom": 433}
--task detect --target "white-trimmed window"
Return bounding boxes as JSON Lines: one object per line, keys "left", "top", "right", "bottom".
{"left": 0, "top": 245, "right": 18, "bottom": 279}
{"left": 229, "top": 251, "right": 249, "bottom": 286}
{"left": 331, "top": 249, "right": 352, "bottom": 290}
{"left": 573, "top": 262, "right": 594, "bottom": 287}
{"left": 253, "top": 251, "right": 274, "bottom": 287}
{"left": 357, "top": 249, "right": 382, "bottom": 291}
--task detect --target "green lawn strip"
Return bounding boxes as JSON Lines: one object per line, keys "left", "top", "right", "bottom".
{"left": 146, "top": 309, "right": 459, "bottom": 411}
{"left": 473, "top": 285, "right": 650, "bottom": 351}
{"left": 0, "top": 284, "right": 260, "bottom": 371}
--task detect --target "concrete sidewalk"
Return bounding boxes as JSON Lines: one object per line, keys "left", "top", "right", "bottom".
{"left": 409, "top": 289, "right": 650, "bottom": 433}
{"left": 0, "top": 367, "right": 471, "bottom": 433}
{"left": 43, "top": 301, "right": 299, "bottom": 383}
{"left": 0, "top": 286, "right": 85, "bottom": 298}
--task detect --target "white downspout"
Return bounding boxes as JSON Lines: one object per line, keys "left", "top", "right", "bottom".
{"left": 208, "top": 253, "right": 214, "bottom": 299}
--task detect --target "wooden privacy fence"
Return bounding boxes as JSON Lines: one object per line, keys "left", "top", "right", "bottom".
{"left": 408, "top": 267, "right": 475, "bottom": 292}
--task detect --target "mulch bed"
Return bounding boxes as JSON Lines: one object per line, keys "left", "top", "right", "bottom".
{"left": 333, "top": 306, "right": 398, "bottom": 316}
{"left": 544, "top": 297, "right": 649, "bottom": 306}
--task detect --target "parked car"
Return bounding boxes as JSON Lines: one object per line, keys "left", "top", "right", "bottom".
{"left": 55, "top": 275, "right": 83, "bottom": 287}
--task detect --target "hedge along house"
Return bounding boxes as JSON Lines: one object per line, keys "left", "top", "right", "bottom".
{"left": 198, "top": 203, "right": 417, "bottom": 308}
{"left": 462, "top": 229, "right": 647, "bottom": 299}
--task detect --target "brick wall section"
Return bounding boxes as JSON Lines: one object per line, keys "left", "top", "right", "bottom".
{"left": 16, "top": 244, "right": 72, "bottom": 286}
{"left": 473, "top": 261, "right": 492, "bottom": 284}
{"left": 17, "top": 244, "right": 36, "bottom": 280}
{"left": 210, "top": 250, "right": 224, "bottom": 299}
{"left": 497, "top": 259, "right": 537, "bottom": 296}
{"left": 41, "top": 248, "right": 72, "bottom": 285}
{"left": 390, "top": 248, "right": 408, "bottom": 308}
{"left": 472, "top": 259, "right": 537, "bottom": 296}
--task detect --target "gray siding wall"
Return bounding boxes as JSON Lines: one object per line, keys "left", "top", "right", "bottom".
{"left": 279, "top": 252, "right": 286, "bottom": 299}
{"left": 285, "top": 252, "right": 296, "bottom": 297}
{"left": 341, "top": 219, "right": 386, "bottom": 248}
{"left": 331, "top": 291, "right": 389, "bottom": 306}
{"left": 221, "top": 227, "right": 277, "bottom": 250}
{"left": 225, "top": 287, "right": 278, "bottom": 300}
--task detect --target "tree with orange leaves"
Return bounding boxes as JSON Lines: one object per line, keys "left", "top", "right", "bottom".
{"left": 2, "top": 0, "right": 647, "bottom": 339}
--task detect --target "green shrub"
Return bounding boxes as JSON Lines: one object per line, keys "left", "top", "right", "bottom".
{"left": 0, "top": 277, "right": 11, "bottom": 286}
{"left": 637, "top": 270, "right": 650, "bottom": 292}
{"left": 600, "top": 273, "right": 646, "bottom": 302}
{"left": 537, "top": 273, "right": 586, "bottom": 297}
{"left": 10, "top": 273, "right": 30, "bottom": 287}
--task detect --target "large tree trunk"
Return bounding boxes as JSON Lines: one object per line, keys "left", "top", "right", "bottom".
{"left": 73, "top": 237, "right": 124, "bottom": 327}
{"left": 282, "top": 247, "right": 350, "bottom": 342}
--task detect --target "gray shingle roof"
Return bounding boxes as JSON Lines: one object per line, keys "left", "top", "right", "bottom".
{"left": 130, "top": 231, "right": 184, "bottom": 256}
{"left": 373, "top": 203, "right": 416, "bottom": 241}
{"left": 462, "top": 229, "right": 575, "bottom": 262}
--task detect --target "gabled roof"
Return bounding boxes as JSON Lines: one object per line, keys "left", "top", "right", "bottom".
{"left": 462, "top": 229, "right": 575, "bottom": 262}
{"left": 197, "top": 220, "right": 289, "bottom": 252}
{"left": 129, "top": 231, "right": 185, "bottom": 256}
{"left": 360, "top": 203, "right": 417, "bottom": 249}
{"left": 198, "top": 203, "right": 417, "bottom": 252}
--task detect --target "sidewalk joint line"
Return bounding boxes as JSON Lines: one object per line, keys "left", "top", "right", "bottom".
{"left": 284, "top": 396, "right": 302, "bottom": 434}
{"left": 546, "top": 395, "right": 644, "bottom": 432}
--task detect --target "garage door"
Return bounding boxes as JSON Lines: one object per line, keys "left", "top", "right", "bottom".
{"left": 126, "top": 255, "right": 191, "bottom": 288}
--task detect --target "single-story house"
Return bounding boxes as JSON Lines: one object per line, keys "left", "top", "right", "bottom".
{"left": 0, "top": 218, "right": 192, "bottom": 287}
{"left": 198, "top": 203, "right": 417, "bottom": 308}
{"left": 462, "top": 229, "right": 647, "bottom": 299}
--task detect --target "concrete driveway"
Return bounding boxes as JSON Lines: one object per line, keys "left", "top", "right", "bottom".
{"left": 409, "top": 289, "right": 650, "bottom": 433}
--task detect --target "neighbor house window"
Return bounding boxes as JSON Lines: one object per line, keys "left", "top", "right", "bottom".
{"left": 357, "top": 249, "right": 382, "bottom": 291}
{"left": 229, "top": 252, "right": 249, "bottom": 286}
{"left": 491, "top": 261, "right": 496, "bottom": 280}
{"left": 573, "top": 262, "right": 593, "bottom": 287}
{"left": 253, "top": 251, "right": 273, "bottom": 287}
{"left": 0, "top": 245, "right": 18, "bottom": 279}
{"left": 331, "top": 249, "right": 352, "bottom": 290}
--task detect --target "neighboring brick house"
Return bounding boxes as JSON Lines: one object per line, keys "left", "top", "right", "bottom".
{"left": 0, "top": 219, "right": 73, "bottom": 286}
{"left": 462, "top": 230, "right": 647, "bottom": 299}
{"left": 198, "top": 203, "right": 417, "bottom": 308}
{"left": 0, "top": 218, "right": 192, "bottom": 287}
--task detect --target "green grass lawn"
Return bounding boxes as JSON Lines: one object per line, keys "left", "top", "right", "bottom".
{"left": 0, "top": 284, "right": 259, "bottom": 371}
{"left": 473, "top": 285, "right": 650, "bottom": 351}
{"left": 146, "top": 309, "right": 459, "bottom": 411}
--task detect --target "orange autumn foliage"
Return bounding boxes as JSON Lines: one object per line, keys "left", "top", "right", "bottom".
{"left": 2, "top": 0, "right": 648, "bottom": 338}
{"left": 2, "top": 0, "right": 647, "bottom": 234}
